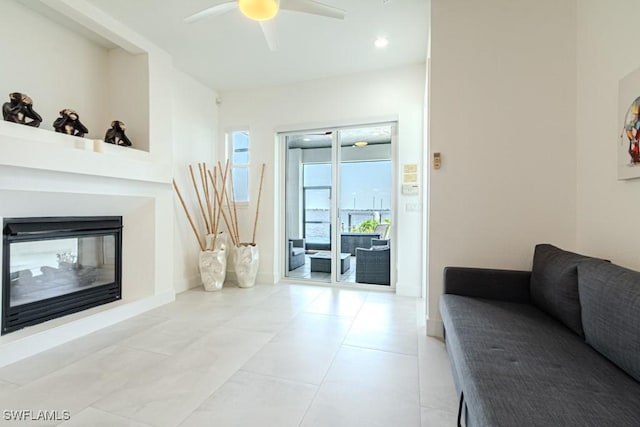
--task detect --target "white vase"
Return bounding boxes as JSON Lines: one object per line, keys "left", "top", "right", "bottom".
{"left": 233, "top": 244, "right": 259, "bottom": 288}
{"left": 205, "top": 232, "right": 230, "bottom": 257}
{"left": 199, "top": 249, "right": 226, "bottom": 291}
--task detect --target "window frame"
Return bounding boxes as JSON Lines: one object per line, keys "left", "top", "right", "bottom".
{"left": 225, "top": 128, "right": 250, "bottom": 207}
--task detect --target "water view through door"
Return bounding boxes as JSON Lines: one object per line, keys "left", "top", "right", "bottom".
{"left": 284, "top": 123, "right": 394, "bottom": 286}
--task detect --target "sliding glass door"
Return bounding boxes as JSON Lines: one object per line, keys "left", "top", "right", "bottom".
{"left": 283, "top": 123, "right": 395, "bottom": 286}
{"left": 284, "top": 131, "right": 334, "bottom": 283}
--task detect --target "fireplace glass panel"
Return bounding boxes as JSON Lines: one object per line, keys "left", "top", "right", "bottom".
{"left": 9, "top": 235, "right": 116, "bottom": 307}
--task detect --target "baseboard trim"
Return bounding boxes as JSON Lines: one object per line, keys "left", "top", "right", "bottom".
{"left": 175, "top": 274, "right": 201, "bottom": 293}
{"left": 257, "top": 272, "right": 277, "bottom": 285}
{"left": 427, "top": 318, "right": 444, "bottom": 338}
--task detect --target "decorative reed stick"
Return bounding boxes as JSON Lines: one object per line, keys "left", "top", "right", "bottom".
{"left": 189, "top": 164, "right": 210, "bottom": 234}
{"left": 211, "top": 166, "right": 217, "bottom": 234}
{"left": 227, "top": 162, "right": 241, "bottom": 245}
{"left": 252, "top": 163, "right": 266, "bottom": 245}
{"left": 207, "top": 167, "right": 219, "bottom": 249}
{"left": 173, "top": 179, "right": 205, "bottom": 251}
{"left": 199, "top": 163, "right": 213, "bottom": 238}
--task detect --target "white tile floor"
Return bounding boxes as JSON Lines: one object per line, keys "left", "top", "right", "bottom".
{"left": 0, "top": 283, "right": 457, "bottom": 427}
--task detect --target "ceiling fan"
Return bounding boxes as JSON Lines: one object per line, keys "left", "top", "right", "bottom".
{"left": 184, "top": 0, "right": 346, "bottom": 51}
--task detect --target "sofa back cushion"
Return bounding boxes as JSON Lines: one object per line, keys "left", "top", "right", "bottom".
{"left": 578, "top": 259, "right": 640, "bottom": 383}
{"left": 530, "top": 244, "right": 591, "bottom": 337}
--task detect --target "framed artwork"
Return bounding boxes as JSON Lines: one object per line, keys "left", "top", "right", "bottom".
{"left": 618, "top": 68, "right": 640, "bottom": 180}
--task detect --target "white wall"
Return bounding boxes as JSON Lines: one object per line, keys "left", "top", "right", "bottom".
{"left": 107, "top": 49, "right": 149, "bottom": 150}
{"left": 0, "top": 0, "right": 109, "bottom": 138}
{"left": 428, "top": 0, "right": 577, "bottom": 335}
{"left": 172, "top": 70, "right": 219, "bottom": 293}
{"left": 575, "top": 0, "right": 640, "bottom": 269}
{"left": 218, "top": 64, "right": 426, "bottom": 296}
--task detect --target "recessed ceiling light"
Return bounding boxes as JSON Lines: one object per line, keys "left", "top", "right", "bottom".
{"left": 303, "top": 138, "right": 311, "bottom": 141}
{"left": 374, "top": 37, "right": 389, "bottom": 48}
{"left": 353, "top": 141, "right": 368, "bottom": 148}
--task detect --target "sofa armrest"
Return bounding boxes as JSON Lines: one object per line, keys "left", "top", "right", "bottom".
{"left": 443, "top": 267, "right": 531, "bottom": 303}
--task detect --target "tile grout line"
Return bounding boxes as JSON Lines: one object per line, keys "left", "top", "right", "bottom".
{"left": 296, "top": 289, "right": 370, "bottom": 427}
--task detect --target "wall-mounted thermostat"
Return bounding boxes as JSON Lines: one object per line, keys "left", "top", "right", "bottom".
{"left": 433, "top": 152, "right": 441, "bottom": 169}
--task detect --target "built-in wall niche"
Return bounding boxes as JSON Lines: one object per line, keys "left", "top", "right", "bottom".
{"left": 0, "top": 0, "right": 150, "bottom": 152}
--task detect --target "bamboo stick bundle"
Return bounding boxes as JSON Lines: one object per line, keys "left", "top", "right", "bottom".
{"left": 210, "top": 162, "right": 238, "bottom": 247}
{"left": 218, "top": 160, "right": 240, "bottom": 246}
{"left": 188, "top": 164, "right": 211, "bottom": 234}
{"left": 209, "top": 165, "right": 233, "bottom": 246}
{"left": 172, "top": 179, "right": 205, "bottom": 251}
{"left": 251, "top": 163, "right": 266, "bottom": 245}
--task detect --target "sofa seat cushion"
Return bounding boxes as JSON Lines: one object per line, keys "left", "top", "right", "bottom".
{"left": 291, "top": 247, "right": 305, "bottom": 257}
{"left": 530, "top": 244, "right": 592, "bottom": 337}
{"left": 578, "top": 260, "right": 640, "bottom": 382}
{"left": 440, "top": 295, "right": 640, "bottom": 427}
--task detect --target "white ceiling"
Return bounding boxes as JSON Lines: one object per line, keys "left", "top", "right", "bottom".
{"left": 84, "top": 0, "right": 429, "bottom": 91}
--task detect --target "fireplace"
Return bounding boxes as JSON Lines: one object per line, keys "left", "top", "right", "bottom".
{"left": 2, "top": 217, "right": 122, "bottom": 335}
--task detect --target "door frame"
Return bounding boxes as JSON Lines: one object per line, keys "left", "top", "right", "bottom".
{"left": 278, "top": 118, "right": 398, "bottom": 289}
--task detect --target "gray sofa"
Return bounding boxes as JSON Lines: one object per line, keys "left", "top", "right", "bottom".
{"left": 288, "top": 239, "right": 305, "bottom": 271}
{"left": 440, "top": 244, "right": 640, "bottom": 426}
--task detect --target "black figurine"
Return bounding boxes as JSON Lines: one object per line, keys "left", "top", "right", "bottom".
{"left": 53, "top": 109, "right": 88, "bottom": 137}
{"left": 2, "top": 92, "right": 42, "bottom": 127}
{"left": 104, "top": 121, "right": 132, "bottom": 146}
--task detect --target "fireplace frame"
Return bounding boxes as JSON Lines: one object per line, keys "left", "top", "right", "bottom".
{"left": 2, "top": 216, "right": 123, "bottom": 335}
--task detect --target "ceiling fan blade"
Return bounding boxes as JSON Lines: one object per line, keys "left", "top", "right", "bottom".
{"left": 184, "top": 1, "right": 237, "bottom": 23}
{"left": 280, "top": 0, "right": 346, "bottom": 20}
{"left": 259, "top": 20, "right": 279, "bottom": 51}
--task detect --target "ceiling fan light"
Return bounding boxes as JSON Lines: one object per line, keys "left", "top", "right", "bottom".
{"left": 238, "top": 0, "right": 279, "bottom": 21}
{"left": 374, "top": 37, "right": 389, "bottom": 48}
{"left": 353, "top": 141, "right": 368, "bottom": 148}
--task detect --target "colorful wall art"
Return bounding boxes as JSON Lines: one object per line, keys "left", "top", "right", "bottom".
{"left": 618, "top": 68, "right": 640, "bottom": 180}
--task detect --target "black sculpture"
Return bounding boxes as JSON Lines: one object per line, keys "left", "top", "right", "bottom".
{"left": 2, "top": 92, "right": 42, "bottom": 127}
{"left": 104, "top": 121, "right": 132, "bottom": 146}
{"left": 53, "top": 109, "right": 88, "bottom": 137}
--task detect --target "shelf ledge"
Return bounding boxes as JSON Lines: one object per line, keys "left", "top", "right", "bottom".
{"left": 0, "top": 121, "right": 171, "bottom": 184}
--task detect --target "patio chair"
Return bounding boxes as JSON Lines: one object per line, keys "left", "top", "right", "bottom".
{"left": 288, "top": 238, "right": 305, "bottom": 270}
{"left": 373, "top": 223, "right": 390, "bottom": 239}
{"left": 355, "top": 245, "right": 390, "bottom": 285}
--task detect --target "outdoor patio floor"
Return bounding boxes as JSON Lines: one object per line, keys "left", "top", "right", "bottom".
{"left": 287, "top": 253, "right": 357, "bottom": 283}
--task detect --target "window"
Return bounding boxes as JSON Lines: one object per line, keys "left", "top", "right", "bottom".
{"left": 227, "top": 130, "right": 250, "bottom": 203}
{"left": 303, "top": 163, "right": 332, "bottom": 244}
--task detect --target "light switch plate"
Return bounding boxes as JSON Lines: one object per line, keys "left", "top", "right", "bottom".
{"left": 402, "top": 184, "right": 419, "bottom": 195}
{"left": 406, "top": 202, "right": 422, "bottom": 212}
